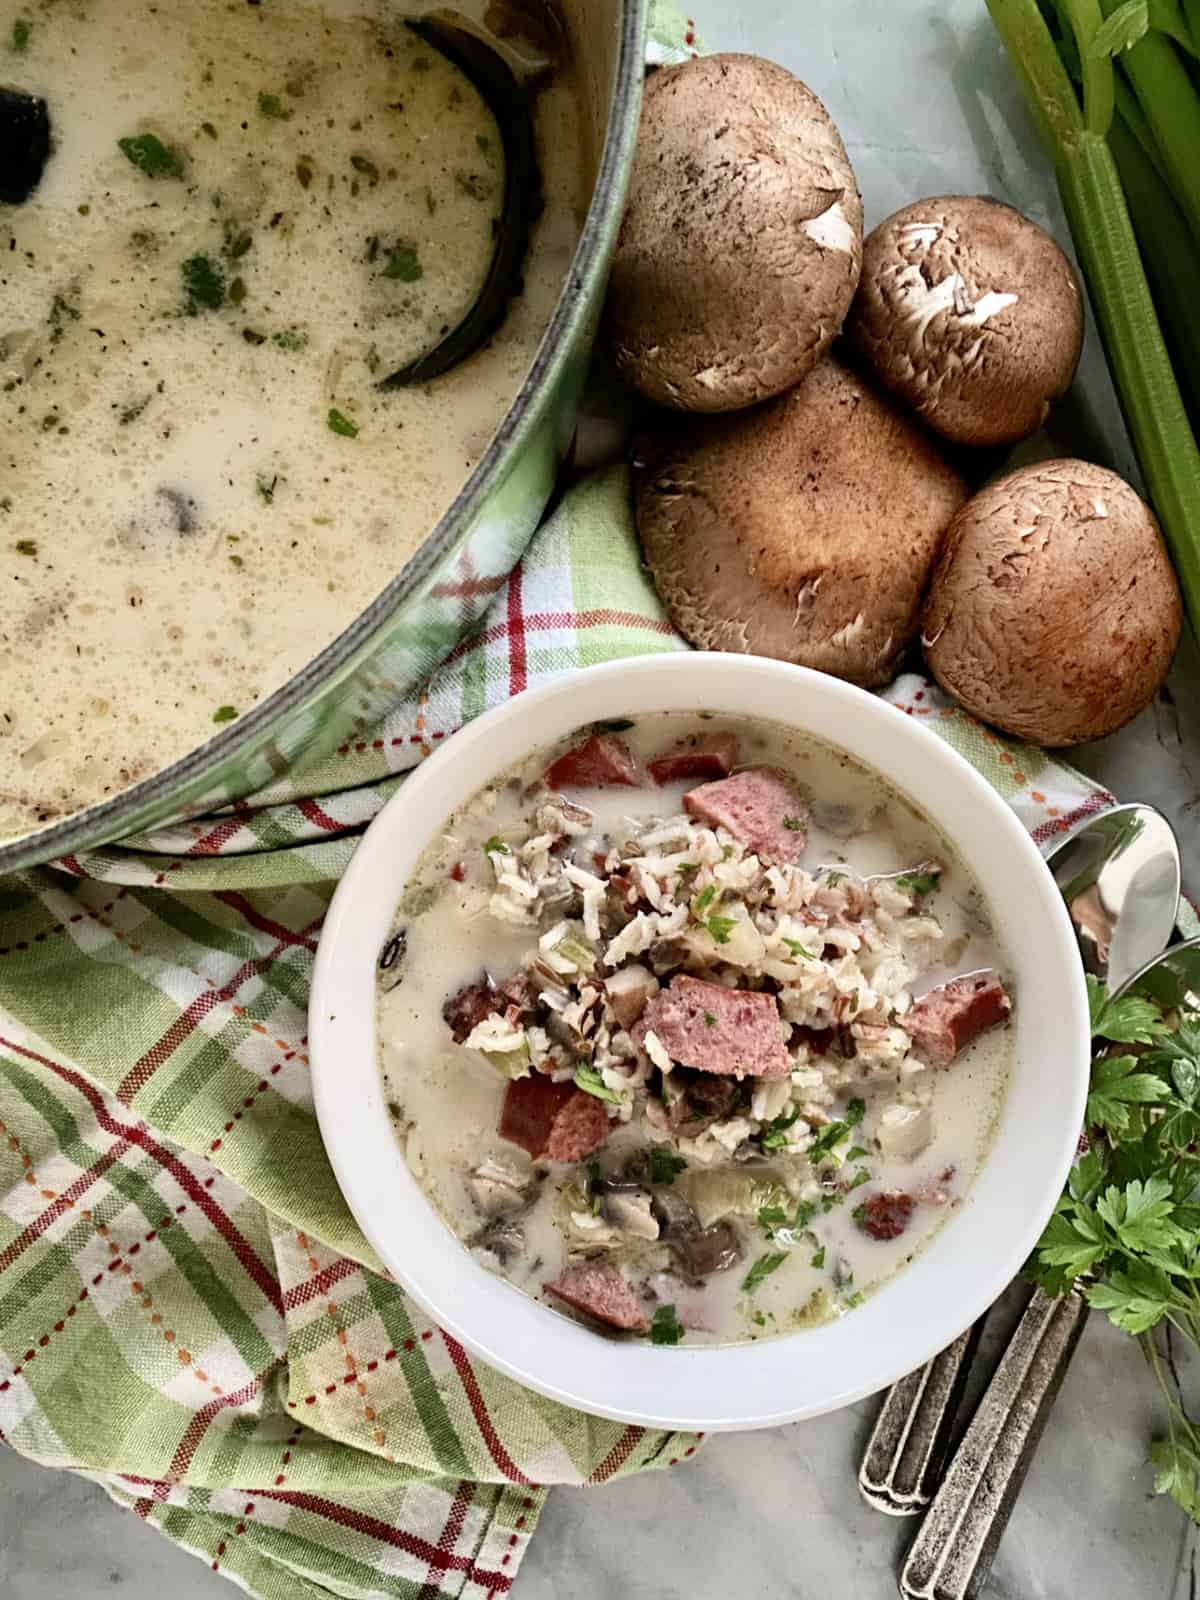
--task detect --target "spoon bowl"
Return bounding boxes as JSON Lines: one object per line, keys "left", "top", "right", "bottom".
{"left": 1043, "top": 802, "right": 1181, "bottom": 995}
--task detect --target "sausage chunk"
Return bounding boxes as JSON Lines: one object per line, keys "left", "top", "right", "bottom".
{"left": 647, "top": 732, "right": 739, "bottom": 785}
{"left": 545, "top": 1261, "right": 650, "bottom": 1333}
{"left": 544, "top": 734, "right": 638, "bottom": 791}
{"left": 858, "top": 1191, "right": 915, "bottom": 1241}
{"left": 640, "top": 974, "right": 791, "bottom": 1079}
{"left": 904, "top": 973, "right": 1011, "bottom": 1067}
{"left": 682, "top": 766, "right": 809, "bottom": 862}
{"left": 498, "top": 1076, "right": 611, "bottom": 1162}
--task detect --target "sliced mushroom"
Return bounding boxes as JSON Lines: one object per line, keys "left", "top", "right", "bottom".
{"left": 470, "top": 1214, "right": 525, "bottom": 1266}
{"left": 604, "top": 1188, "right": 660, "bottom": 1241}
{"left": 468, "top": 1156, "right": 535, "bottom": 1216}
{"left": 604, "top": 963, "right": 660, "bottom": 1029}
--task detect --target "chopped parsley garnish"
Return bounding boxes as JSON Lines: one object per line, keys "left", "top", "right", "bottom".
{"left": 48, "top": 295, "right": 80, "bottom": 326}
{"left": 844, "top": 1291, "right": 865, "bottom": 1309}
{"left": 258, "top": 92, "right": 292, "bottom": 121}
{"left": 896, "top": 869, "right": 941, "bottom": 897}
{"left": 751, "top": 1310, "right": 768, "bottom": 1328}
{"left": 761, "top": 1106, "right": 802, "bottom": 1150}
{"left": 692, "top": 884, "right": 717, "bottom": 916}
{"left": 118, "top": 133, "right": 185, "bottom": 180}
{"left": 11, "top": 17, "right": 32, "bottom": 51}
{"left": 212, "top": 705, "right": 238, "bottom": 724}
{"left": 228, "top": 277, "right": 247, "bottom": 306}
{"left": 848, "top": 992, "right": 860, "bottom": 1015}
{"left": 675, "top": 861, "right": 700, "bottom": 880}
{"left": 703, "top": 1010, "right": 717, "bottom": 1027}
{"left": 743, "top": 1251, "right": 788, "bottom": 1294}
{"left": 648, "top": 1147, "right": 686, "bottom": 1185}
{"left": 226, "top": 231, "right": 253, "bottom": 261}
{"left": 848, "top": 1167, "right": 871, "bottom": 1191}
{"left": 650, "top": 1304, "right": 684, "bottom": 1346}
{"left": 273, "top": 327, "right": 307, "bottom": 351}
{"left": 782, "top": 815, "right": 805, "bottom": 831}
{"left": 810, "top": 1246, "right": 826, "bottom": 1269}
{"left": 782, "top": 937, "right": 815, "bottom": 959}
{"left": 15, "top": 539, "right": 37, "bottom": 557}
{"left": 382, "top": 245, "right": 423, "bottom": 282}
{"left": 181, "top": 255, "right": 226, "bottom": 314}
{"left": 573, "top": 1064, "right": 620, "bottom": 1104}
{"left": 256, "top": 473, "right": 277, "bottom": 505}
{"left": 483, "top": 835, "right": 510, "bottom": 855}
{"left": 825, "top": 871, "right": 846, "bottom": 887}
{"left": 852, "top": 1202, "right": 867, "bottom": 1227}
{"left": 846, "top": 1145, "right": 869, "bottom": 1162}
{"left": 350, "top": 153, "right": 380, "bottom": 184}
{"left": 327, "top": 408, "right": 359, "bottom": 438}
{"left": 758, "top": 1199, "right": 816, "bottom": 1239}
{"left": 807, "top": 1099, "right": 866, "bottom": 1161}
{"left": 706, "top": 914, "right": 736, "bottom": 945}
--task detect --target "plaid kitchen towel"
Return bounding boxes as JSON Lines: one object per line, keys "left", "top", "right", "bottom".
{"left": 0, "top": 6, "right": 1157, "bottom": 1595}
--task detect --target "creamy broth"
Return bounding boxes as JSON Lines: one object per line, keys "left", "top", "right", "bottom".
{"left": 378, "top": 713, "right": 1014, "bottom": 1346}
{"left": 0, "top": 0, "right": 583, "bottom": 835}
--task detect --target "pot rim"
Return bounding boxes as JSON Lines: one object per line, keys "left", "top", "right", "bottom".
{"left": 0, "top": 0, "right": 651, "bottom": 874}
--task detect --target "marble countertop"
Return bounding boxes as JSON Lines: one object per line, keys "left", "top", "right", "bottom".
{"left": 4, "top": 1, "right": 1200, "bottom": 1596}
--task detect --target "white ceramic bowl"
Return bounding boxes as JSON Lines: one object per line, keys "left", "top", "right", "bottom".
{"left": 310, "top": 654, "right": 1089, "bottom": 1431}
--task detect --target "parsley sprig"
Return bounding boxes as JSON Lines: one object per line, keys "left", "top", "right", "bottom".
{"left": 1030, "top": 976, "right": 1200, "bottom": 1521}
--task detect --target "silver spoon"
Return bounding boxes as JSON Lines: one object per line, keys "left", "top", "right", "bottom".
{"left": 859, "top": 802, "right": 1181, "bottom": 1517}
{"left": 899, "top": 933, "right": 1200, "bottom": 1600}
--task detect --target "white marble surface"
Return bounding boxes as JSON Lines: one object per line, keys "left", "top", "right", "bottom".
{"left": 4, "top": 1, "right": 1200, "bottom": 1596}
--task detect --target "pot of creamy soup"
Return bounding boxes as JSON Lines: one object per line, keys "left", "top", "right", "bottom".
{"left": 0, "top": 0, "right": 648, "bottom": 867}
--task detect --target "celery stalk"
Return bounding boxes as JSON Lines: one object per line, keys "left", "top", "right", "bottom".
{"left": 988, "top": 0, "right": 1200, "bottom": 631}
{"left": 1113, "top": 77, "right": 1168, "bottom": 182}
{"left": 1103, "top": 11, "right": 1200, "bottom": 242}
{"left": 1107, "top": 115, "right": 1200, "bottom": 427}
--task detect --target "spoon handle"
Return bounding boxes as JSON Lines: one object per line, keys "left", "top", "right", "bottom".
{"left": 858, "top": 1318, "right": 984, "bottom": 1514}
{"left": 899, "top": 1287, "right": 1089, "bottom": 1600}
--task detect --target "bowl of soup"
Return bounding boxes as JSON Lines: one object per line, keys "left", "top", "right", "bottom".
{"left": 0, "top": 0, "right": 649, "bottom": 867}
{"left": 310, "top": 653, "right": 1090, "bottom": 1429}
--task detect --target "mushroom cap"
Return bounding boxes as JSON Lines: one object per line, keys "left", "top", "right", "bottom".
{"left": 634, "top": 355, "right": 967, "bottom": 687}
{"left": 923, "top": 459, "right": 1182, "bottom": 745}
{"left": 605, "top": 54, "right": 863, "bottom": 413}
{"left": 847, "top": 196, "right": 1083, "bottom": 447}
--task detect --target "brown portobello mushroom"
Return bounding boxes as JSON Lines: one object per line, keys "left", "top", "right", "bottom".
{"left": 605, "top": 54, "right": 863, "bottom": 413}
{"left": 922, "top": 460, "right": 1182, "bottom": 746}
{"left": 634, "top": 356, "right": 967, "bottom": 687}
{"left": 847, "top": 196, "right": 1083, "bottom": 447}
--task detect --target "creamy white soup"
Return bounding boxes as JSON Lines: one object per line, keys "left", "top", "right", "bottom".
{"left": 377, "top": 713, "right": 1015, "bottom": 1346}
{"left": 0, "top": 0, "right": 583, "bottom": 836}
